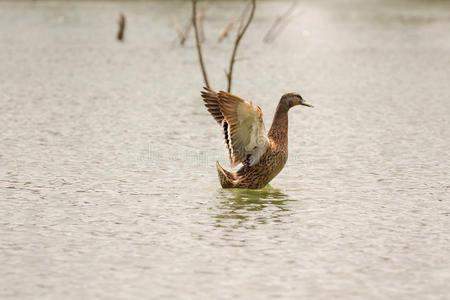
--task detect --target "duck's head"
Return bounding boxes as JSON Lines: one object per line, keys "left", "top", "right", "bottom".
{"left": 280, "top": 92, "right": 313, "bottom": 110}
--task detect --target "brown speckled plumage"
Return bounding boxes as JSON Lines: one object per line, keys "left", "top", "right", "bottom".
{"left": 201, "top": 87, "right": 312, "bottom": 189}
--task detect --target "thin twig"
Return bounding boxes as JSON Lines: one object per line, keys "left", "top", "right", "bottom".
{"left": 172, "top": 17, "right": 184, "bottom": 42}
{"left": 267, "top": 14, "right": 297, "bottom": 43}
{"left": 181, "top": 19, "right": 193, "bottom": 45}
{"left": 197, "top": 7, "right": 206, "bottom": 43}
{"left": 218, "top": 4, "right": 251, "bottom": 44}
{"left": 192, "top": 0, "right": 210, "bottom": 88}
{"left": 226, "top": 0, "right": 256, "bottom": 93}
{"left": 117, "top": 13, "right": 126, "bottom": 42}
{"left": 172, "top": 16, "right": 193, "bottom": 46}
{"left": 237, "top": 2, "right": 252, "bottom": 32}
{"left": 263, "top": 2, "right": 297, "bottom": 43}
{"left": 218, "top": 19, "right": 235, "bottom": 43}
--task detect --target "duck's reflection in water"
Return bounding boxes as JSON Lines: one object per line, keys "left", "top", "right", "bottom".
{"left": 213, "top": 186, "right": 294, "bottom": 229}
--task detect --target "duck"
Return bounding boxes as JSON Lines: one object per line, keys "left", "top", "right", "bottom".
{"left": 201, "top": 87, "right": 312, "bottom": 189}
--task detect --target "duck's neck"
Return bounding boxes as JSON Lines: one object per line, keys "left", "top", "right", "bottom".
{"left": 268, "top": 104, "right": 289, "bottom": 145}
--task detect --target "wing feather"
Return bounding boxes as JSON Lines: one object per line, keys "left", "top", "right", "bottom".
{"left": 200, "top": 87, "right": 268, "bottom": 167}
{"left": 217, "top": 91, "right": 268, "bottom": 167}
{"left": 201, "top": 87, "right": 223, "bottom": 124}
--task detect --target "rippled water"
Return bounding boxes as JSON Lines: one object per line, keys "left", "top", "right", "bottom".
{"left": 1, "top": 0, "right": 449, "bottom": 299}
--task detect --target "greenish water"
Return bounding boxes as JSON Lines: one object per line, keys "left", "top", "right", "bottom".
{"left": 1, "top": 0, "right": 449, "bottom": 299}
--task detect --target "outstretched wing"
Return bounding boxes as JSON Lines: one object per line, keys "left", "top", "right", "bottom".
{"left": 201, "top": 87, "right": 224, "bottom": 124}
{"left": 200, "top": 87, "right": 269, "bottom": 167}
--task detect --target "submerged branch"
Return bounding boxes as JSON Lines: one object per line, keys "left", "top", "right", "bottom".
{"left": 263, "top": 2, "right": 297, "bottom": 43}
{"left": 197, "top": 7, "right": 206, "bottom": 43}
{"left": 192, "top": 0, "right": 210, "bottom": 88}
{"left": 218, "top": 18, "right": 235, "bottom": 43}
{"left": 117, "top": 13, "right": 126, "bottom": 42}
{"left": 226, "top": 0, "right": 256, "bottom": 93}
{"left": 180, "top": 19, "right": 194, "bottom": 46}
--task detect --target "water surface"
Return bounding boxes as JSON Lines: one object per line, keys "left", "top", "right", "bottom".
{"left": 1, "top": 0, "right": 449, "bottom": 299}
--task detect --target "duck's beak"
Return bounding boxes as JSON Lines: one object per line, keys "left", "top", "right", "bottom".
{"left": 300, "top": 101, "right": 313, "bottom": 108}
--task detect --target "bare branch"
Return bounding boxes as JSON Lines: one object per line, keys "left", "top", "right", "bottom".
{"left": 237, "top": 2, "right": 252, "bottom": 32}
{"left": 192, "top": 0, "right": 210, "bottom": 88}
{"left": 117, "top": 13, "right": 126, "bottom": 42}
{"left": 197, "top": 7, "right": 206, "bottom": 43}
{"left": 263, "top": 2, "right": 297, "bottom": 43}
{"left": 226, "top": 0, "right": 256, "bottom": 93}
{"left": 218, "top": 19, "right": 235, "bottom": 43}
{"left": 218, "top": 5, "right": 251, "bottom": 44}
{"left": 181, "top": 20, "right": 193, "bottom": 46}
{"left": 172, "top": 15, "right": 194, "bottom": 46}
{"left": 172, "top": 18, "right": 184, "bottom": 43}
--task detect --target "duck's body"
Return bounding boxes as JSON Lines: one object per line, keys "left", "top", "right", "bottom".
{"left": 216, "top": 104, "right": 289, "bottom": 189}
{"left": 201, "top": 87, "right": 311, "bottom": 189}
{"left": 216, "top": 140, "right": 287, "bottom": 189}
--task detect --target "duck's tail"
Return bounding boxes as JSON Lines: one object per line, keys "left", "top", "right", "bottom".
{"left": 216, "top": 161, "right": 235, "bottom": 188}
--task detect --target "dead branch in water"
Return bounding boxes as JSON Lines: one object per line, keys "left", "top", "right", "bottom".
{"left": 218, "top": 3, "right": 252, "bottom": 44}
{"left": 197, "top": 7, "right": 206, "bottom": 43}
{"left": 218, "top": 19, "right": 235, "bottom": 43}
{"left": 191, "top": 0, "right": 256, "bottom": 91}
{"left": 173, "top": 5, "right": 206, "bottom": 46}
{"left": 226, "top": 0, "right": 256, "bottom": 93}
{"left": 117, "top": 13, "right": 126, "bottom": 42}
{"left": 237, "top": 2, "right": 252, "bottom": 32}
{"left": 172, "top": 17, "right": 185, "bottom": 44}
{"left": 192, "top": 0, "right": 210, "bottom": 88}
{"left": 263, "top": 2, "right": 297, "bottom": 43}
{"left": 173, "top": 17, "right": 193, "bottom": 46}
